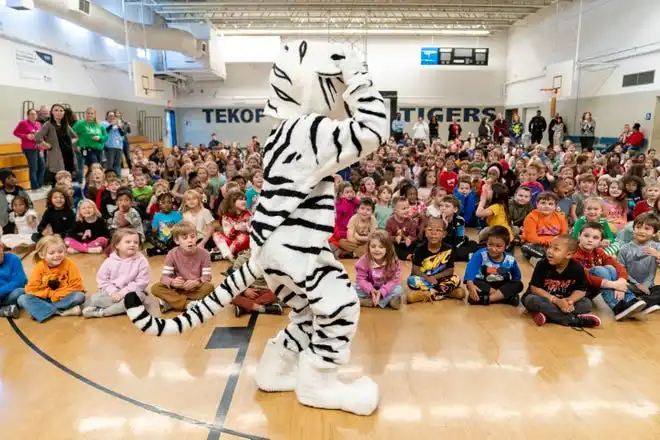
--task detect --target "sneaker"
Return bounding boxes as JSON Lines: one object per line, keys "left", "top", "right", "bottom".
{"left": 614, "top": 299, "right": 647, "bottom": 321}
{"left": 468, "top": 292, "right": 490, "bottom": 306}
{"left": 640, "top": 304, "right": 660, "bottom": 316}
{"left": 575, "top": 313, "right": 601, "bottom": 328}
{"left": 159, "top": 300, "right": 173, "bottom": 313}
{"left": 234, "top": 305, "right": 243, "bottom": 317}
{"left": 0, "top": 305, "right": 19, "bottom": 318}
{"left": 82, "top": 306, "right": 105, "bottom": 318}
{"left": 532, "top": 312, "right": 547, "bottom": 326}
{"left": 87, "top": 246, "right": 103, "bottom": 254}
{"left": 210, "top": 251, "right": 223, "bottom": 262}
{"left": 59, "top": 305, "right": 82, "bottom": 317}
{"left": 67, "top": 247, "right": 78, "bottom": 254}
{"left": 504, "top": 294, "right": 520, "bottom": 307}
{"left": 264, "top": 303, "right": 284, "bottom": 315}
{"left": 389, "top": 297, "right": 402, "bottom": 310}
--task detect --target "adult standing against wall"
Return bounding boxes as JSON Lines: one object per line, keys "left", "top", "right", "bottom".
{"left": 548, "top": 113, "right": 561, "bottom": 145}
{"left": 391, "top": 112, "right": 405, "bottom": 143}
{"left": 428, "top": 115, "right": 439, "bottom": 143}
{"left": 509, "top": 114, "right": 524, "bottom": 145}
{"left": 552, "top": 116, "right": 566, "bottom": 147}
{"left": 35, "top": 104, "right": 78, "bottom": 179}
{"left": 528, "top": 110, "right": 547, "bottom": 144}
{"left": 102, "top": 110, "right": 126, "bottom": 176}
{"left": 62, "top": 108, "right": 82, "bottom": 182}
{"left": 580, "top": 112, "right": 596, "bottom": 151}
{"left": 73, "top": 107, "right": 107, "bottom": 167}
{"left": 13, "top": 109, "right": 44, "bottom": 191}
{"left": 412, "top": 116, "right": 429, "bottom": 145}
{"left": 493, "top": 113, "right": 508, "bottom": 144}
{"left": 478, "top": 117, "right": 492, "bottom": 142}
{"left": 448, "top": 118, "right": 462, "bottom": 141}
{"left": 116, "top": 110, "right": 132, "bottom": 170}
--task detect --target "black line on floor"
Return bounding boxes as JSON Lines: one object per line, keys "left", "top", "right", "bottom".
{"left": 207, "top": 312, "right": 259, "bottom": 440}
{"left": 8, "top": 318, "right": 269, "bottom": 440}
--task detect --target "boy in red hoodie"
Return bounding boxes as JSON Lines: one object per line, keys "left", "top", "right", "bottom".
{"left": 521, "top": 191, "right": 568, "bottom": 266}
{"left": 573, "top": 222, "right": 647, "bottom": 321}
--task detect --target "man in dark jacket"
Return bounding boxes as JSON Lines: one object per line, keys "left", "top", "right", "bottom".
{"left": 529, "top": 110, "right": 547, "bottom": 144}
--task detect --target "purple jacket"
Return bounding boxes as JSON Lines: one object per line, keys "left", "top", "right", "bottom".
{"left": 96, "top": 252, "right": 150, "bottom": 297}
{"left": 13, "top": 119, "right": 42, "bottom": 151}
{"left": 355, "top": 255, "right": 402, "bottom": 297}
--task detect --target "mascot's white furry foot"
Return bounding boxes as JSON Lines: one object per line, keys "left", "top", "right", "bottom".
{"left": 255, "top": 338, "right": 299, "bottom": 392}
{"left": 295, "top": 352, "right": 379, "bottom": 416}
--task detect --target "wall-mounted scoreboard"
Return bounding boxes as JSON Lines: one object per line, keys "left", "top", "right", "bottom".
{"left": 421, "top": 47, "right": 489, "bottom": 66}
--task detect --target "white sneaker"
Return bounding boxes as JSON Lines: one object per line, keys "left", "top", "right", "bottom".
{"left": 295, "top": 352, "right": 379, "bottom": 416}
{"left": 59, "top": 305, "right": 82, "bottom": 317}
{"left": 640, "top": 304, "right": 660, "bottom": 316}
{"left": 82, "top": 306, "right": 105, "bottom": 318}
{"left": 255, "top": 338, "right": 299, "bottom": 392}
{"left": 67, "top": 247, "right": 78, "bottom": 254}
{"left": 87, "top": 246, "right": 103, "bottom": 254}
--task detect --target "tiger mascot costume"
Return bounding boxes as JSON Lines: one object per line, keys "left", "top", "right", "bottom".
{"left": 124, "top": 40, "right": 388, "bottom": 416}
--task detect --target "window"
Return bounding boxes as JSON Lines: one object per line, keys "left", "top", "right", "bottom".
{"left": 622, "top": 70, "right": 655, "bottom": 88}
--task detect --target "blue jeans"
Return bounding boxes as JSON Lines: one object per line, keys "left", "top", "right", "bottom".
{"left": 0, "top": 287, "right": 25, "bottom": 306}
{"left": 83, "top": 148, "right": 103, "bottom": 166}
{"left": 17, "top": 291, "right": 85, "bottom": 323}
{"left": 75, "top": 150, "right": 84, "bottom": 183}
{"left": 589, "top": 265, "right": 636, "bottom": 310}
{"left": 105, "top": 148, "right": 123, "bottom": 176}
{"left": 357, "top": 285, "right": 404, "bottom": 308}
{"left": 122, "top": 138, "right": 132, "bottom": 169}
{"left": 23, "top": 149, "right": 44, "bottom": 190}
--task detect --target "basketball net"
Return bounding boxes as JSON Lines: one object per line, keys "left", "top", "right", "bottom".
{"left": 540, "top": 87, "right": 560, "bottom": 116}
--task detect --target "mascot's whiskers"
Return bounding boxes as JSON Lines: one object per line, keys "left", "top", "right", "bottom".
{"left": 124, "top": 40, "right": 388, "bottom": 416}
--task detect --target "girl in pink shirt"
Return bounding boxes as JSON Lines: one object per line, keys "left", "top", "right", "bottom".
{"left": 355, "top": 230, "right": 403, "bottom": 309}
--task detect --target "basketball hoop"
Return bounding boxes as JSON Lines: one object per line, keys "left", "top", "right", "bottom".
{"left": 540, "top": 87, "right": 560, "bottom": 116}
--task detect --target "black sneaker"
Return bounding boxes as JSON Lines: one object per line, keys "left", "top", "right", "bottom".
{"left": 234, "top": 305, "right": 243, "bottom": 317}
{"left": 0, "top": 305, "right": 19, "bottom": 318}
{"left": 468, "top": 293, "right": 490, "bottom": 306}
{"left": 264, "top": 303, "right": 283, "bottom": 315}
{"left": 574, "top": 313, "right": 601, "bottom": 328}
{"left": 504, "top": 294, "right": 520, "bottom": 307}
{"left": 210, "top": 250, "right": 223, "bottom": 262}
{"left": 614, "top": 299, "right": 647, "bottom": 321}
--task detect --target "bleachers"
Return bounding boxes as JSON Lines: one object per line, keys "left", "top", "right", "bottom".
{"left": 564, "top": 135, "right": 648, "bottom": 152}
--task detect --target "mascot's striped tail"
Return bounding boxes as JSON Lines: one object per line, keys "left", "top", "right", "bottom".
{"left": 124, "top": 259, "right": 261, "bottom": 336}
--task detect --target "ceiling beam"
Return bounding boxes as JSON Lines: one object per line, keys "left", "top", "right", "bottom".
{"left": 141, "top": 1, "right": 551, "bottom": 10}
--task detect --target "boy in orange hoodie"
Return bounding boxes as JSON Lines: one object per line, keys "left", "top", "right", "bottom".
{"left": 521, "top": 191, "right": 568, "bottom": 266}
{"left": 18, "top": 236, "right": 85, "bottom": 322}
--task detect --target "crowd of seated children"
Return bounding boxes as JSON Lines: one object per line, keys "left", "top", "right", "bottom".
{"left": 356, "top": 230, "right": 403, "bottom": 309}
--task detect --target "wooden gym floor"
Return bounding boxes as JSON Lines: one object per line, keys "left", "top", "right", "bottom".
{"left": 3, "top": 230, "right": 660, "bottom": 439}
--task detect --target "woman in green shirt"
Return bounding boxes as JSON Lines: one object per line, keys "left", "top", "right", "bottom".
{"left": 72, "top": 107, "right": 107, "bottom": 167}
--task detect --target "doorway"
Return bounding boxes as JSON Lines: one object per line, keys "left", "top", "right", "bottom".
{"left": 650, "top": 97, "right": 660, "bottom": 152}
{"left": 165, "top": 110, "right": 177, "bottom": 148}
{"left": 505, "top": 108, "right": 519, "bottom": 124}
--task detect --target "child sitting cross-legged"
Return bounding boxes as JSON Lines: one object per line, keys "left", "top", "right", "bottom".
{"left": 355, "top": 230, "right": 404, "bottom": 309}
{"left": 18, "top": 236, "right": 86, "bottom": 322}
{"left": 213, "top": 189, "right": 251, "bottom": 261}
{"left": 83, "top": 228, "right": 152, "bottom": 318}
{"left": 64, "top": 199, "right": 110, "bottom": 254}
{"left": 1, "top": 196, "right": 38, "bottom": 252}
{"left": 33, "top": 187, "right": 75, "bottom": 242}
{"left": 147, "top": 192, "right": 182, "bottom": 257}
{"left": 0, "top": 247, "right": 28, "bottom": 318}
{"left": 521, "top": 191, "right": 568, "bottom": 266}
{"left": 573, "top": 222, "right": 647, "bottom": 321}
{"left": 617, "top": 213, "right": 660, "bottom": 316}
{"left": 150, "top": 221, "right": 214, "bottom": 312}
{"left": 335, "top": 198, "right": 377, "bottom": 258}
{"left": 521, "top": 235, "right": 601, "bottom": 328}
{"left": 465, "top": 225, "right": 523, "bottom": 306}
{"left": 571, "top": 197, "right": 618, "bottom": 255}
{"left": 407, "top": 217, "right": 464, "bottom": 303}
{"left": 231, "top": 249, "right": 283, "bottom": 317}
{"left": 386, "top": 196, "right": 419, "bottom": 261}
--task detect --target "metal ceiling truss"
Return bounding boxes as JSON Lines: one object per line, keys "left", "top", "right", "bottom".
{"left": 127, "top": 0, "right": 558, "bottom": 31}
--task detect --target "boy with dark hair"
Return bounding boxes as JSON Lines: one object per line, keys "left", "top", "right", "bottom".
{"left": 108, "top": 188, "right": 144, "bottom": 241}
{"left": 465, "top": 225, "right": 523, "bottom": 306}
{"left": 150, "top": 221, "right": 214, "bottom": 312}
{"left": 523, "top": 235, "right": 601, "bottom": 327}
{"left": 617, "top": 213, "right": 660, "bottom": 316}
{"left": 509, "top": 186, "right": 532, "bottom": 244}
{"left": 386, "top": 196, "right": 419, "bottom": 260}
{"left": 407, "top": 217, "right": 463, "bottom": 303}
{"left": 573, "top": 222, "right": 647, "bottom": 321}
{"left": 99, "top": 177, "right": 121, "bottom": 220}
{"left": 521, "top": 191, "right": 568, "bottom": 265}
{"left": 147, "top": 193, "right": 183, "bottom": 257}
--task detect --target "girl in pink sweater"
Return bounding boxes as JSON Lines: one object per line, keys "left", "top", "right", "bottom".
{"left": 355, "top": 230, "right": 404, "bottom": 309}
{"left": 82, "top": 229, "right": 151, "bottom": 318}
{"left": 330, "top": 183, "right": 360, "bottom": 248}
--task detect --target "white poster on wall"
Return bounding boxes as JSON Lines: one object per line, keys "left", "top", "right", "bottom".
{"left": 15, "top": 49, "right": 54, "bottom": 83}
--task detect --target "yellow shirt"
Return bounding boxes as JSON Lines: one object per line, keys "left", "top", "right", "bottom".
{"left": 487, "top": 204, "right": 513, "bottom": 239}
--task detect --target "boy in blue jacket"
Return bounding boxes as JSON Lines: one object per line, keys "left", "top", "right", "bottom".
{"left": 0, "top": 247, "right": 28, "bottom": 318}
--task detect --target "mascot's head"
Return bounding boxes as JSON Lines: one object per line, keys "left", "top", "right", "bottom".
{"left": 264, "top": 40, "right": 355, "bottom": 121}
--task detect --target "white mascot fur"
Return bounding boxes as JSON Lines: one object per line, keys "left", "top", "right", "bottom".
{"left": 124, "top": 40, "right": 388, "bottom": 415}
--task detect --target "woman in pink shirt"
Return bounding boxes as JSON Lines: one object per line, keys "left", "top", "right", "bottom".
{"left": 13, "top": 109, "right": 43, "bottom": 191}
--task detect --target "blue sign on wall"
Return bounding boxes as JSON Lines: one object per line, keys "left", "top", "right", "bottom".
{"left": 420, "top": 48, "right": 439, "bottom": 65}
{"left": 646, "top": 112, "right": 652, "bottom": 121}
{"left": 202, "top": 108, "right": 264, "bottom": 124}
{"left": 398, "top": 107, "right": 497, "bottom": 123}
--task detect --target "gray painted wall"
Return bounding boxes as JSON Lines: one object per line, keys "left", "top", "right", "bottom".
{"left": 0, "top": 85, "right": 167, "bottom": 145}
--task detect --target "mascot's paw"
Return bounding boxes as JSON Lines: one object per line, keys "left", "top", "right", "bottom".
{"left": 255, "top": 338, "right": 299, "bottom": 392}
{"left": 124, "top": 292, "right": 143, "bottom": 309}
{"left": 295, "top": 353, "right": 379, "bottom": 416}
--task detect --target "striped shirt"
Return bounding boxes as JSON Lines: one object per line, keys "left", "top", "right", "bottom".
{"left": 161, "top": 247, "right": 212, "bottom": 286}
